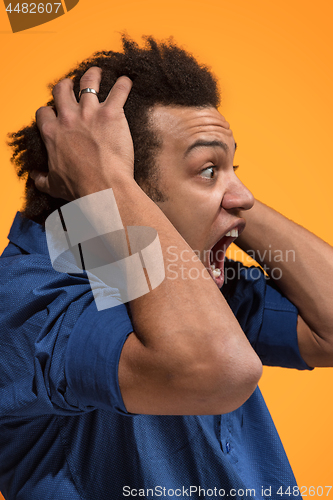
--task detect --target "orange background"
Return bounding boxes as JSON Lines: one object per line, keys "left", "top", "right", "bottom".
{"left": 0, "top": 0, "right": 332, "bottom": 497}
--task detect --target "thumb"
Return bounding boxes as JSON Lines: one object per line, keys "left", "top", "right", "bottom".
{"left": 30, "top": 171, "right": 50, "bottom": 194}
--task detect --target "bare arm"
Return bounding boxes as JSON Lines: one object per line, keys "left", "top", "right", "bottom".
{"left": 33, "top": 67, "right": 262, "bottom": 415}
{"left": 236, "top": 199, "right": 333, "bottom": 368}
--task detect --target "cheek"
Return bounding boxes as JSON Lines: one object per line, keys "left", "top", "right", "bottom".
{"left": 157, "top": 179, "right": 222, "bottom": 235}
{"left": 175, "top": 191, "right": 220, "bottom": 227}
{"left": 184, "top": 191, "right": 221, "bottom": 223}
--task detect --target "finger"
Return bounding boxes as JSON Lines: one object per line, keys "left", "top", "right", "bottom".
{"left": 35, "top": 106, "right": 57, "bottom": 140}
{"left": 30, "top": 171, "right": 50, "bottom": 194}
{"left": 219, "top": 114, "right": 230, "bottom": 129}
{"left": 79, "top": 66, "right": 102, "bottom": 106}
{"left": 104, "top": 76, "right": 133, "bottom": 109}
{"left": 52, "top": 78, "right": 77, "bottom": 114}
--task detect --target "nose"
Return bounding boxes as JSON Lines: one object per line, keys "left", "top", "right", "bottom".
{"left": 221, "top": 176, "right": 254, "bottom": 212}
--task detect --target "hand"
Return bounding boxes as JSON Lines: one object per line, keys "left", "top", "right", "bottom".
{"left": 32, "top": 67, "right": 134, "bottom": 201}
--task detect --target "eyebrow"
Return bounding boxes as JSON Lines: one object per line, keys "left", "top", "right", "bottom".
{"left": 184, "top": 140, "right": 237, "bottom": 158}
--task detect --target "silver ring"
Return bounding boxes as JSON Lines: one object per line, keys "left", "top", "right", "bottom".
{"left": 79, "top": 88, "right": 99, "bottom": 100}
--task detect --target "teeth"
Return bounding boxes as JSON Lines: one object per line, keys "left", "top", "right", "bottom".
{"left": 225, "top": 228, "right": 239, "bottom": 238}
{"left": 212, "top": 268, "right": 221, "bottom": 277}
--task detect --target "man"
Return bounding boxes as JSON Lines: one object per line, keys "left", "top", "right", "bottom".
{"left": 1, "top": 36, "right": 332, "bottom": 499}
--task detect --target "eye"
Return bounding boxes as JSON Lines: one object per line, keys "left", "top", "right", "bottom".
{"left": 200, "top": 166, "right": 216, "bottom": 179}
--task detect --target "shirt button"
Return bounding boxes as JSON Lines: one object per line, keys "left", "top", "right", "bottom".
{"left": 226, "top": 442, "right": 231, "bottom": 453}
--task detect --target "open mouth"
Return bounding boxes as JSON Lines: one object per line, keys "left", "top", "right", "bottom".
{"left": 207, "top": 228, "right": 240, "bottom": 288}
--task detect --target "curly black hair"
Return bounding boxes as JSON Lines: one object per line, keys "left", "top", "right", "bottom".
{"left": 8, "top": 35, "right": 220, "bottom": 225}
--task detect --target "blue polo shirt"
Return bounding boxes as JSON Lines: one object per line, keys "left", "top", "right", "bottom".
{"left": 0, "top": 212, "right": 311, "bottom": 500}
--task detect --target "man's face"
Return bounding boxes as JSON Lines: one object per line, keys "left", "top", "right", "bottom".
{"left": 149, "top": 105, "right": 254, "bottom": 287}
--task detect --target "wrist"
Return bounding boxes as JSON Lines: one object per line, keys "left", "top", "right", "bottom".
{"left": 73, "top": 167, "right": 135, "bottom": 199}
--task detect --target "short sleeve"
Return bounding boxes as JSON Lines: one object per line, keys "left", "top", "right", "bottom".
{"left": 0, "top": 252, "right": 134, "bottom": 420}
{"left": 65, "top": 300, "right": 133, "bottom": 414}
{"left": 222, "top": 259, "right": 312, "bottom": 370}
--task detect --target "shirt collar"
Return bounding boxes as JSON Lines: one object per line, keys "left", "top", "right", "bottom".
{"left": 8, "top": 212, "right": 49, "bottom": 255}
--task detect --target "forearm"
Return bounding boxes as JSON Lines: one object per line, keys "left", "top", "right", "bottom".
{"left": 237, "top": 200, "right": 333, "bottom": 341}
{"left": 76, "top": 174, "right": 262, "bottom": 413}
{"left": 34, "top": 70, "right": 262, "bottom": 414}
